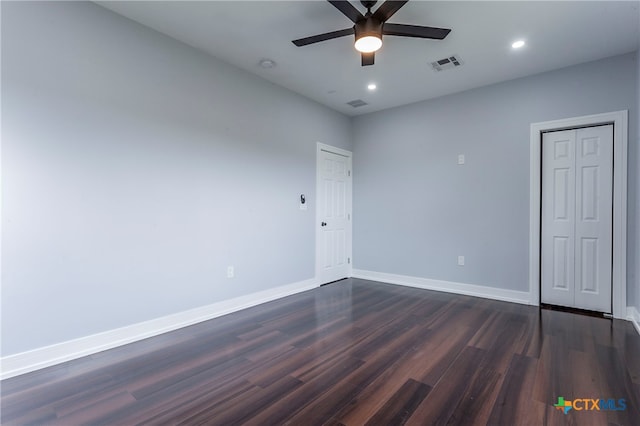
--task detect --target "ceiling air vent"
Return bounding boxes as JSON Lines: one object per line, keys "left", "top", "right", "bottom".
{"left": 430, "top": 54, "right": 463, "bottom": 72}
{"left": 347, "top": 99, "right": 368, "bottom": 108}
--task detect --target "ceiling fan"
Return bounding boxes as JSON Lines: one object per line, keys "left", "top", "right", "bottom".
{"left": 292, "top": 0, "right": 451, "bottom": 66}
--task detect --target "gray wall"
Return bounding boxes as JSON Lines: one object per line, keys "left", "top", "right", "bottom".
{"left": 1, "top": 1, "right": 351, "bottom": 356}
{"left": 636, "top": 48, "right": 640, "bottom": 312}
{"left": 352, "top": 53, "right": 638, "bottom": 295}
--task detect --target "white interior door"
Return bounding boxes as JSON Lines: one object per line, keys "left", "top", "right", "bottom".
{"left": 316, "top": 145, "right": 352, "bottom": 284}
{"left": 541, "top": 125, "right": 613, "bottom": 313}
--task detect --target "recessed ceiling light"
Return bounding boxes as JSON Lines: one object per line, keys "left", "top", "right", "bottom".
{"left": 367, "top": 83, "right": 377, "bottom": 91}
{"left": 512, "top": 40, "right": 525, "bottom": 49}
{"left": 258, "top": 58, "right": 276, "bottom": 69}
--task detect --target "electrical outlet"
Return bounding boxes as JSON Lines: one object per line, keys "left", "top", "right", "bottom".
{"left": 458, "top": 154, "right": 465, "bottom": 165}
{"left": 457, "top": 256, "right": 465, "bottom": 266}
{"left": 227, "top": 266, "right": 234, "bottom": 278}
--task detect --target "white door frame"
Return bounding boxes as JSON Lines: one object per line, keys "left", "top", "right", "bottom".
{"left": 315, "top": 142, "right": 353, "bottom": 284}
{"left": 529, "top": 110, "right": 628, "bottom": 318}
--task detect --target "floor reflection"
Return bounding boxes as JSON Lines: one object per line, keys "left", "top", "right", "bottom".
{"left": 313, "top": 279, "right": 354, "bottom": 340}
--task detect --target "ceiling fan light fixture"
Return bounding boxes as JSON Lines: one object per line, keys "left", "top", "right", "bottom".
{"left": 355, "top": 35, "right": 382, "bottom": 53}
{"left": 291, "top": 0, "right": 451, "bottom": 67}
{"left": 354, "top": 18, "right": 383, "bottom": 53}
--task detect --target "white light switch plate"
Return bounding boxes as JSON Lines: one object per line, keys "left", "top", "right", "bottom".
{"left": 458, "top": 154, "right": 465, "bottom": 165}
{"left": 457, "top": 256, "right": 465, "bottom": 266}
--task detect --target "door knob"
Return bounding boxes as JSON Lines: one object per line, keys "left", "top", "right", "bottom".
{"left": 321, "top": 222, "right": 327, "bottom": 227}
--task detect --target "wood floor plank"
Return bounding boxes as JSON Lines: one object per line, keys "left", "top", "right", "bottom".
{"left": 622, "top": 330, "right": 640, "bottom": 384}
{"left": 108, "top": 378, "right": 258, "bottom": 425}
{"left": 521, "top": 315, "right": 545, "bottom": 359}
{"left": 173, "top": 375, "right": 303, "bottom": 425}
{"left": 364, "top": 379, "right": 431, "bottom": 426}
{"left": 321, "top": 323, "right": 434, "bottom": 424}
{"left": 445, "top": 362, "right": 502, "bottom": 425}
{"left": 592, "top": 343, "right": 640, "bottom": 425}
{"left": 405, "top": 345, "right": 487, "bottom": 425}
{"left": 332, "top": 344, "right": 427, "bottom": 424}
{"left": 531, "top": 334, "right": 574, "bottom": 406}
{"left": 52, "top": 391, "right": 137, "bottom": 426}
{"left": 487, "top": 354, "right": 544, "bottom": 425}
{"left": 416, "top": 324, "right": 479, "bottom": 386}
{"left": 0, "top": 372, "right": 115, "bottom": 422}
{"left": 155, "top": 381, "right": 259, "bottom": 425}
{"left": 241, "top": 356, "right": 365, "bottom": 426}
{"left": 567, "top": 349, "right": 609, "bottom": 425}
{"left": 282, "top": 377, "right": 360, "bottom": 426}
{"left": 2, "top": 278, "right": 639, "bottom": 425}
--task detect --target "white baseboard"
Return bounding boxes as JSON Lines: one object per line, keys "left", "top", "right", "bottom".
{"left": 0, "top": 278, "right": 318, "bottom": 380}
{"left": 352, "top": 269, "right": 532, "bottom": 305}
{"left": 628, "top": 306, "right": 640, "bottom": 336}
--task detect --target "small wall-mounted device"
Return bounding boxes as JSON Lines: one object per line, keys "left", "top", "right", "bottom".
{"left": 300, "top": 194, "right": 307, "bottom": 211}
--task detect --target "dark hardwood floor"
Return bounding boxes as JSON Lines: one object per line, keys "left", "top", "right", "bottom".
{"left": 2, "top": 278, "right": 639, "bottom": 425}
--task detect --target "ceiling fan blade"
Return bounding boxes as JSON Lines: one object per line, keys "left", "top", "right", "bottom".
{"left": 383, "top": 23, "right": 451, "bottom": 39}
{"left": 372, "top": 0, "right": 409, "bottom": 22}
{"left": 361, "top": 52, "right": 375, "bottom": 66}
{"left": 292, "top": 28, "right": 354, "bottom": 47}
{"left": 328, "top": 0, "right": 365, "bottom": 23}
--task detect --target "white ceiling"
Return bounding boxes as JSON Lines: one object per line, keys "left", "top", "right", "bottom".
{"left": 97, "top": 1, "right": 639, "bottom": 116}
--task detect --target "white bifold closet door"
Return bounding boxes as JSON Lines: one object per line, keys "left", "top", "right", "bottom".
{"left": 541, "top": 125, "right": 613, "bottom": 313}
